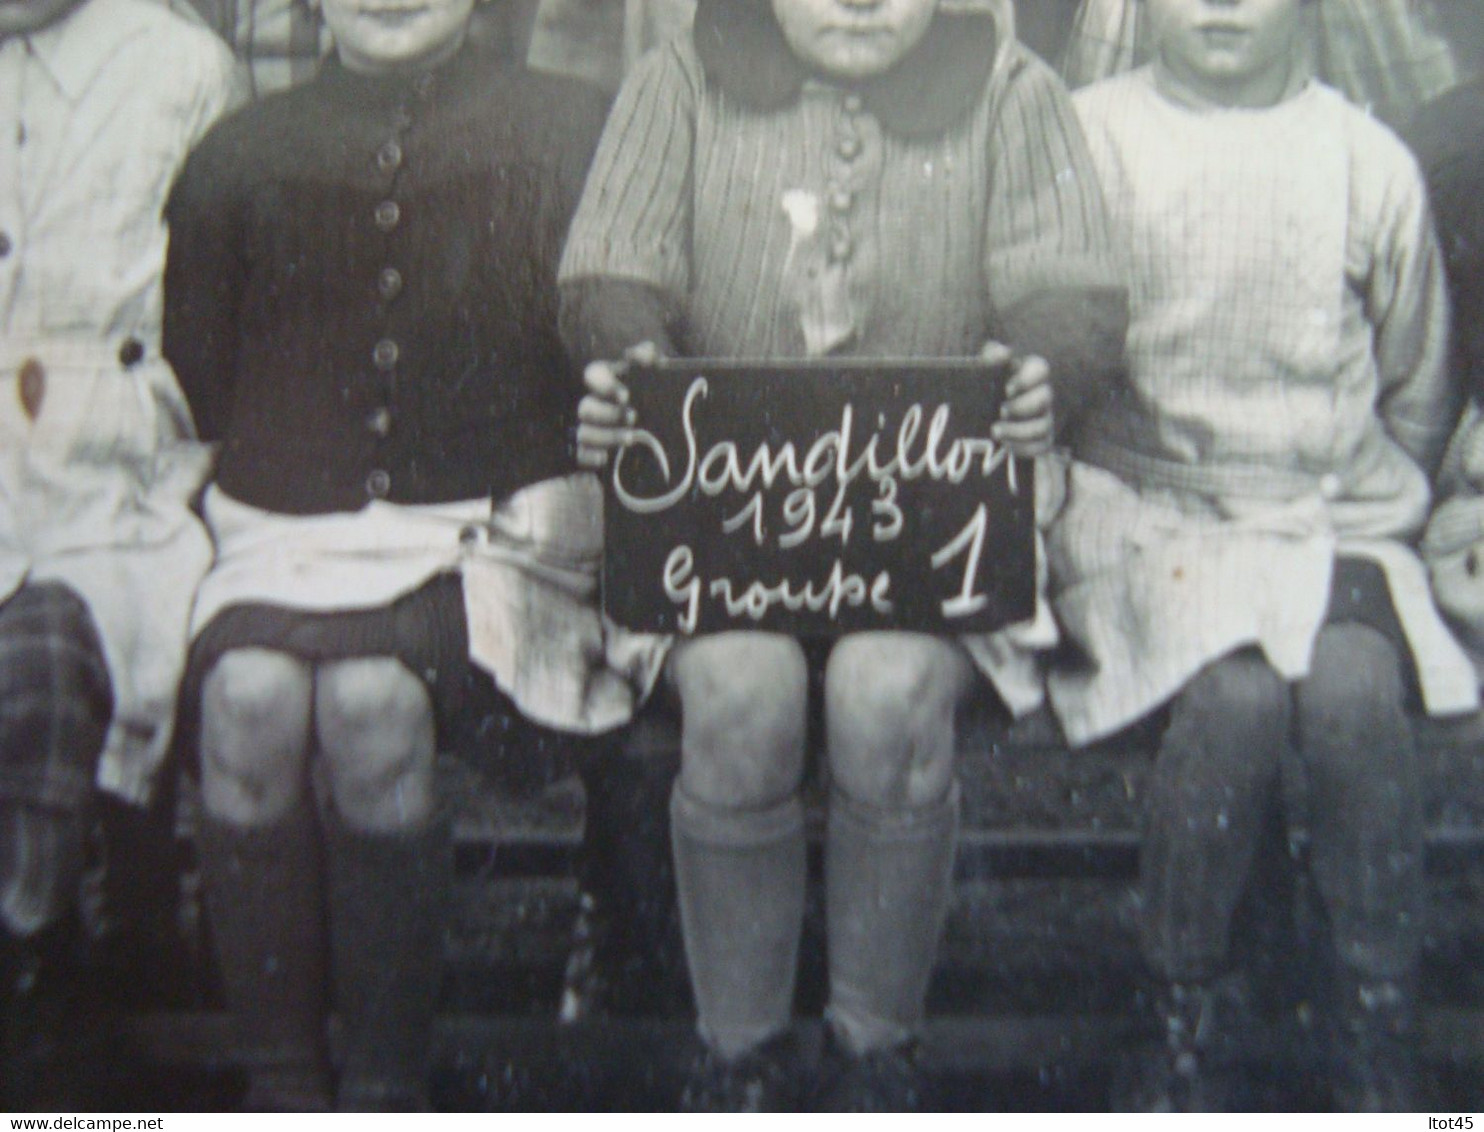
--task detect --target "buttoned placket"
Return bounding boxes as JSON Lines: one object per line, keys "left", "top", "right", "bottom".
{"left": 824, "top": 91, "right": 882, "bottom": 270}
{"left": 365, "top": 86, "right": 419, "bottom": 503}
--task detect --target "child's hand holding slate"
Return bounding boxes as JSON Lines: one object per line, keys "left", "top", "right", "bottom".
{"left": 985, "top": 341, "right": 1055, "bottom": 458}
{"left": 577, "top": 341, "right": 663, "bottom": 469}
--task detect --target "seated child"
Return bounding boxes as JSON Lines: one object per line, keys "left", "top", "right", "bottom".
{"left": 1415, "top": 16, "right": 1484, "bottom": 669}
{"left": 1050, "top": 0, "right": 1478, "bottom": 1111}
{"left": 0, "top": 0, "right": 234, "bottom": 1106}
{"left": 164, "top": 0, "right": 657, "bottom": 1109}
{"left": 1062, "top": 0, "right": 1466, "bottom": 128}
{"left": 559, "top": 0, "right": 1126, "bottom": 1109}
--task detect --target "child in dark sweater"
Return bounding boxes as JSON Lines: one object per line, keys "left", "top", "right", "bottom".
{"left": 164, "top": 0, "right": 658, "bottom": 1107}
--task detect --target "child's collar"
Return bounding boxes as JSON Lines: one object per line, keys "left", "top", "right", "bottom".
{"left": 22, "top": 0, "right": 149, "bottom": 101}
{"left": 692, "top": 0, "right": 999, "bottom": 139}
{"left": 1150, "top": 50, "right": 1314, "bottom": 114}
{"left": 319, "top": 35, "right": 481, "bottom": 108}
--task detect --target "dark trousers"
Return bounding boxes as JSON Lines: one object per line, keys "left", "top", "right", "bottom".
{"left": 1141, "top": 622, "right": 1425, "bottom": 983}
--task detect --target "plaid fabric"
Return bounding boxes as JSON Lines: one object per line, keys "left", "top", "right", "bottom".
{"left": 1062, "top": 0, "right": 1462, "bottom": 127}
{"left": 1312, "top": 0, "right": 1461, "bottom": 127}
{"left": 0, "top": 584, "right": 113, "bottom": 812}
{"left": 1062, "top": 0, "right": 1145, "bottom": 87}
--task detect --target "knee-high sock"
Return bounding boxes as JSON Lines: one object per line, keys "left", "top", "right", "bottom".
{"left": 326, "top": 813, "right": 451, "bottom": 1111}
{"left": 1140, "top": 652, "right": 1287, "bottom": 982}
{"left": 1300, "top": 624, "right": 1424, "bottom": 981}
{"left": 197, "top": 803, "right": 331, "bottom": 1106}
{"left": 825, "top": 782, "right": 960, "bottom": 1055}
{"left": 670, "top": 785, "right": 806, "bottom": 1060}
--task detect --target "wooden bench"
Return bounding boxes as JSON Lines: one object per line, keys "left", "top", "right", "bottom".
{"left": 105, "top": 702, "right": 1484, "bottom": 1109}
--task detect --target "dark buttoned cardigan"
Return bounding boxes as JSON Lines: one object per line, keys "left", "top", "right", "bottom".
{"left": 164, "top": 41, "right": 607, "bottom": 515}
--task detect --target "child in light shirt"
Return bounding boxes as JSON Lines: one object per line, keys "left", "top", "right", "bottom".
{"left": 1054, "top": 0, "right": 1475, "bottom": 1110}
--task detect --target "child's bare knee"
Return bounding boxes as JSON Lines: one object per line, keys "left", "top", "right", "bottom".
{"left": 315, "top": 658, "right": 433, "bottom": 745}
{"left": 826, "top": 635, "right": 969, "bottom": 724}
{"left": 671, "top": 635, "right": 808, "bottom": 808}
{"left": 200, "top": 649, "right": 313, "bottom": 821}
{"left": 327, "top": 742, "right": 437, "bottom": 830}
{"left": 672, "top": 634, "right": 808, "bottom": 753}
{"left": 1300, "top": 625, "right": 1410, "bottom": 782}
{"left": 203, "top": 649, "right": 311, "bottom": 734}
{"left": 682, "top": 743, "right": 805, "bottom": 811}
{"left": 825, "top": 635, "right": 969, "bottom": 808}
{"left": 316, "top": 659, "right": 436, "bottom": 828}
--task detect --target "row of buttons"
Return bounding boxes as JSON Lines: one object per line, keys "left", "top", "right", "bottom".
{"left": 827, "top": 93, "right": 869, "bottom": 264}
{"left": 366, "top": 113, "right": 410, "bottom": 501}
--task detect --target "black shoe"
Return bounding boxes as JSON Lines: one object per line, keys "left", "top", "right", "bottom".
{"left": 1329, "top": 977, "right": 1430, "bottom": 1112}
{"left": 679, "top": 1031, "right": 802, "bottom": 1112}
{"left": 811, "top": 1030, "right": 926, "bottom": 1112}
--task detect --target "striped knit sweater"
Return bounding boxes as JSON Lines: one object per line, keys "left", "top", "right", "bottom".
{"left": 555, "top": 0, "right": 1127, "bottom": 715}
{"left": 557, "top": 0, "right": 1126, "bottom": 425}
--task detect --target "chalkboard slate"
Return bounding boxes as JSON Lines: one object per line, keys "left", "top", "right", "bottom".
{"left": 602, "top": 358, "right": 1035, "bottom": 636}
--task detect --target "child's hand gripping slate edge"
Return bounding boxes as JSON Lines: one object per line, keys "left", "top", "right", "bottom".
{"left": 985, "top": 340, "right": 1054, "bottom": 459}
{"left": 576, "top": 341, "right": 661, "bottom": 469}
